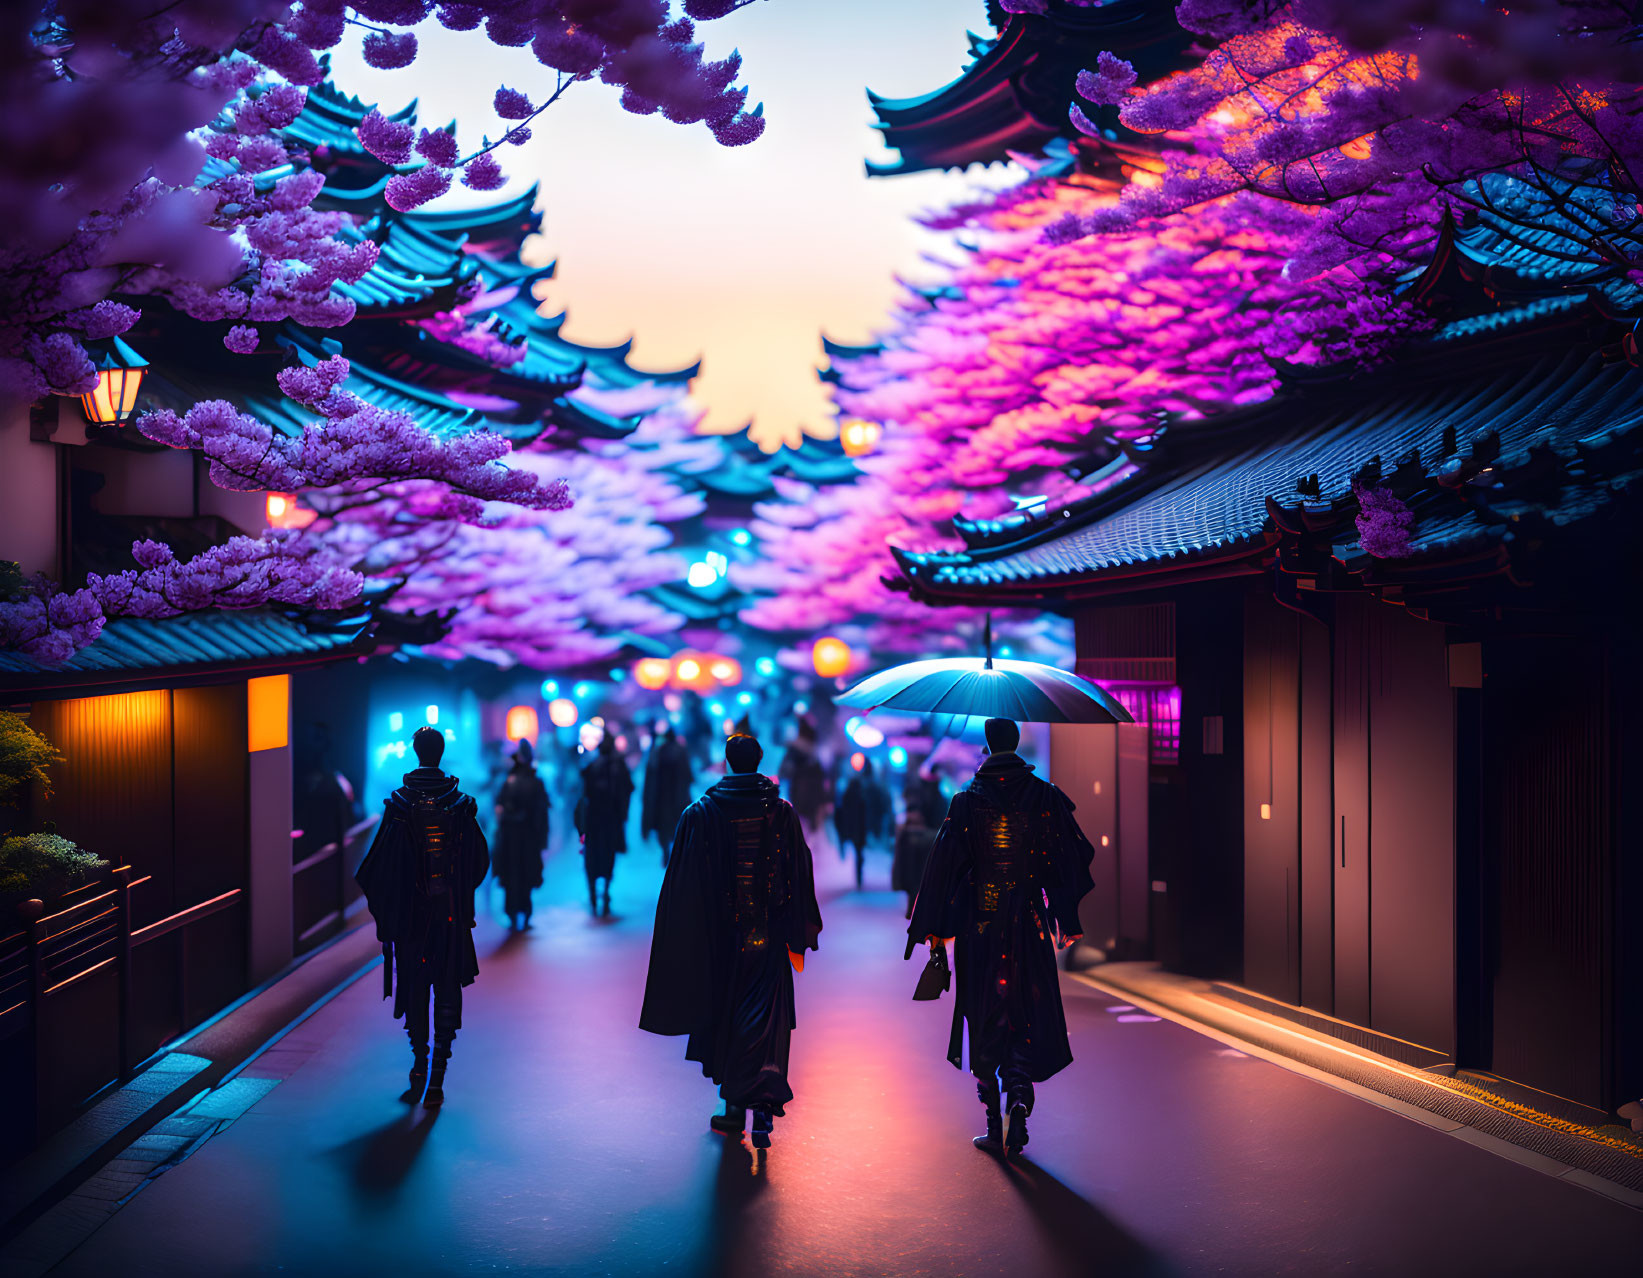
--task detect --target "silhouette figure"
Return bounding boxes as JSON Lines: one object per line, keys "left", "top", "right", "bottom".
{"left": 906, "top": 718, "right": 1092, "bottom": 1155}
{"left": 777, "top": 717, "right": 829, "bottom": 836}
{"left": 641, "top": 733, "right": 822, "bottom": 1147}
{"left": 891, "top": 805, "right": 936, "bottom": 919}
{"left": 833, "top": 757, "right": 889, "bottom": 888}
{"left": 492, "top": 739, "right": 549, "bottom": 930}
{"left": 641, "top": 723, "right": 694, "bottom": 866}
{"left": 576, "top": 730, "right": 633, "bottom": 917}
{"left": 356, "top": 726, "right": 490, "bottom": 1107}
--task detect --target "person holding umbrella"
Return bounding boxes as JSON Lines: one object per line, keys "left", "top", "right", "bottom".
{"left": 905, "top": 718, "right": 1094, "bottom": 1156}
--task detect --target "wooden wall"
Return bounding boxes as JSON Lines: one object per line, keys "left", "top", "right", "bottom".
{"left": 1482, "top": 636, "right": 1611, "bottom": 1108}
{"left": 1243, "top": 591, "right": 1455, "bottom": 1056}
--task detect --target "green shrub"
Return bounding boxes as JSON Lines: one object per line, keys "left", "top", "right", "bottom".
{"left": 0, "top": 711, "right": 59, "bottom": 807}
{"left": 0, "top": 832, "right": 107, "bottom": 898}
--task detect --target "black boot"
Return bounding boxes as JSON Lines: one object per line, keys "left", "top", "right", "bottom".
{"left": 587, "top": 878, "right": 599, "bottom": 916}
{"left": 424, "top": 1037, "right": 453, "bottom": 1107}
{"left": 750, "top": 1109, "right": 774, "bottom": 1149}
{"left": 600, "top": 884, "right": 612, "bottom": 918}
{"left": 405, "top": 1051, "right": 429, "bottom": 1103}
{"left": 1004, "top": 1084, "right": 1032, "bottom": 1155}
{"left": 973, "top": 1077, "right": 1002, "bottom": 1151}
{"left": 710, "top": 1103, "right": 746, "bottom": 1135}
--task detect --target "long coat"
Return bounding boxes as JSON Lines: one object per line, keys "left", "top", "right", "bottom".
{"left": 641, "top": 737, "right": 694, "bottom": 851}
{"left": 640, "top": 772, "right": 823, "bottom": 1112}
{"left": 355, "top": 767, "right": 490, "bottom": 1018}
{"left": 493, "top": 763, "right": 549, "bottom": 911}
{"left": 906, "top": 754, "right": 1093, "bottom": 1083}
{"left": 577, "top": 751, "right": 633, "bottom": 879}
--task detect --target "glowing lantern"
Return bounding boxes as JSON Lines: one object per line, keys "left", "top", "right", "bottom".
{"left": 77, "top": 337, "right": 148, "bottom": 425}
{"left": 709, "top": 658, "right": 741, "bottom": 686}
{"left": 812, "top": 636, "right": 852, "bottom": 679}
{"left": 676, "top": 657, "right": 702, "bottom": 683}
{"left": 634, "top": 658, "right": 671, "bottom": 690}
{"left": 265, "top": 492, "right": 316, "bottom": 530}
{"left": 548, "top": 698, "right": 579, "bottom": 728}
{"left": 505, "top": 704, "right": 539, "bottom": 743}
{"left": 839, "top": 417, "right": 882, "bottom": 458}
{"left": 850, "top": 752, "right": 866, "bottom": 771}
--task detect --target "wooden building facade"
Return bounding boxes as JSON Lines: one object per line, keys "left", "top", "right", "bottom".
{"left": 894, "top": 234, "right": 1643, "bottom": 1120}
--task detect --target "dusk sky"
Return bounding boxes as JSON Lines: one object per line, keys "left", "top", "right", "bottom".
{"left": 332, "top": 1, "right": 1017, "bottom": 450}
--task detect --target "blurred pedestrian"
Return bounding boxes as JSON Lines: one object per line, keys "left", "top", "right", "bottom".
{"left": 641, "top": 733, "right": 822, "bottom": 1149}
{"left": 641, "top": 722, "right": 694, "bottom": 866}
{"left": 778, "top": 717, "right": 829, "bottom": 836}
{"left": 904, "top": 761, "right": 947, "bottom": 830}
{"left": 576, "top": 730, "right": 633, "bottom": 917}
{"left": 906, "top": 719, "right": 1093, "bottom": 1157}
{"left": 834, "top": 757, "right": 888, "bottom": 888}
{"left": 891, "top": 806, "right": 935, "bottom": 919}
{"left": 493, "top": 739, "right": 549, "bottom": 931}
{"left": 356, "top": 727, "right": 489, "bottom": 1107}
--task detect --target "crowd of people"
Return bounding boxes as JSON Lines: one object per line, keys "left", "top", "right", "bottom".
{"left": 354, "top": 711, "right": 1093, "bottom": 1157}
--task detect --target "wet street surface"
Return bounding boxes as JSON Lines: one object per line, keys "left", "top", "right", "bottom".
{"left": 44, "top": 830, "right": 1643, "bottom": 1277}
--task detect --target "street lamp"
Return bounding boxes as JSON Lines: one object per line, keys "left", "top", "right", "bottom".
{"left": 77, "top": 337, "right": 149, "bottom": 425}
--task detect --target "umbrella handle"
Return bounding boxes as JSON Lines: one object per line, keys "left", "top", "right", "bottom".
{"left": 984, "top": 613, "right": 993, "bottom": 670}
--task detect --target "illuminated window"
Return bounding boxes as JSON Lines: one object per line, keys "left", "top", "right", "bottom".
{"left": 1099, "top": 683, "right": 1182, "bottom": 765}
{"left": 247, "top": 675, "right": 290, "bottom": 752}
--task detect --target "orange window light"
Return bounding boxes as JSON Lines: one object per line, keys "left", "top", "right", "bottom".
{"left": 247, "top": 675, "right": 290, "bottom": 752}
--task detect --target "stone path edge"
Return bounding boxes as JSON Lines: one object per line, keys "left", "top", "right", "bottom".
{"left": 1070, "top": 964, "right": 1643, "bottom": 1210}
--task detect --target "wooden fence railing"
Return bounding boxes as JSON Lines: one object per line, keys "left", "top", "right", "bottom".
{"left": 292, "top": 814, "right": 379, "bottom": 954}
{"left": 0, "top": 868, "right": 244, "bottom": 1149}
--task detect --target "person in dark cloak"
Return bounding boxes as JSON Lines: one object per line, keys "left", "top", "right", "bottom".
{"left": 641, "top": 724, "right": 694, "bottom": 866}
{"left": 640, "top": 733, "right": 822, "bottom": 1149}
{"left": 833, "top": 757, "right": 884, "bottom": 888}
{"left": 905, "top": 762, "right": 948, "bottom": 831}
{"left": 906, "top": 718, "right": 1092, "bottom": 1156}
{"left": 355, "top": 727, "right": 490, "bottom": 1107}
{"left": 576, "top": 730, "right": 633, "bottom": 917}
{"left": 778, "top": 718, "right": 829, "bottom": 836}
{"left": 493, "top": 738, "right": 549, "bottom": 930}
{"left": 891, "top": 805, "right": 936, "bottom": 919}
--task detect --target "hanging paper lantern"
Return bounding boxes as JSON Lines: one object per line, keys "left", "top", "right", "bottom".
{"left": 812, "top": 636, "right": 852, "bottom": 678}
{"left": 634, "top": 658, "right": 671, "bottom": 690}
{"left": 505, "top": 704, "right": 539, "bottom": 743}
{"left": 548, "top": 698, "right": 579, "bottom": 728}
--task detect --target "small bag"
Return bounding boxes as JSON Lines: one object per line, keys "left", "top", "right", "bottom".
{"left": 913, "top": 942, "right": 951, "bottom": 1001}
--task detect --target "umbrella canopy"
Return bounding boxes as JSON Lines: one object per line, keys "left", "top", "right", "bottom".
{"left": 835, "top": 656, "right": 1133, "bottom": 726}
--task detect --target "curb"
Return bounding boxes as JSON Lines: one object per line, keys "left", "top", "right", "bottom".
{"left": 1071, "top": 964, "right": 1643, "bottom": 1210}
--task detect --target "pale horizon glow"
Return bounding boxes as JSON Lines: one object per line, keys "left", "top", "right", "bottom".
{"left": 330, "top": 1, "right": 1019, "bottom": 450}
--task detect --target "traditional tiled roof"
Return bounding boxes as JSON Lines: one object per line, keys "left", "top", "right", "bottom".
{"left": 897, "top": 348, "right": 1643, "bottom": 596}
{"left": 0, "top": 610, "right": 374, "bottom": 695}
{"left": 866, "top": 1, "right": 1192, "bottom": 176}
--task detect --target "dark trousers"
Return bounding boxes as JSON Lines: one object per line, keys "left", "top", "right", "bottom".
{"left": 974, "top": 1063, "right": 1036, "bottom": 1115}
{"left": 404, "top": 978, "right": 463, "bottom": 1059}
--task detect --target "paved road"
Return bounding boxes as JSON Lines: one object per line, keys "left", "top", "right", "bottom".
{"left": 47, "top": 822, "right": 1643, "bottom": 1277}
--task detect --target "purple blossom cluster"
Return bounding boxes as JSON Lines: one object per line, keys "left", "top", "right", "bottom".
{"left": 139, "top": 356, "right": 572, "bottom": 514}
{"left": 1353, "top": 484, "right": 1415, "bottom": 559}
{"left": 3, "top": 0, "right": 771, "bottom": 402}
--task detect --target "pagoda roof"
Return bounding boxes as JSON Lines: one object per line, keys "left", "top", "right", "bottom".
{"left": 896, "top": 341, "right": 1643, "bottom": 605}
{"left": 285, "top": 75, "right": 413, "bottom": 177}
{"left": 408, "top": 187, "right": 544, "bottom": 257}
{"left": 0, "top": 609, "right": 375, "bottom": 699}
{"left": 866, "top": 1, "right": 1192, "bottom": 176}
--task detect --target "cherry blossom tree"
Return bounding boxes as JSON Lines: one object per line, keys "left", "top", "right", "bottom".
{"left": 3, "top": 2, "right": 769, "bottom": 395}
{"left": 4, "top": 4, "right": 774, "bottom": 665}
{"left": 743, "top": 0, "right": 1643, "bottom": 638}
{"left": 304, "top": 392, "right": 722, "bottom": 669}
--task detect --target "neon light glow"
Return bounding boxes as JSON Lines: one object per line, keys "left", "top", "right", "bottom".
{"left": 505, "top": 705, "right": 539, "bottom": 743}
